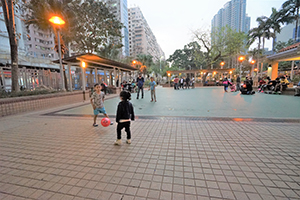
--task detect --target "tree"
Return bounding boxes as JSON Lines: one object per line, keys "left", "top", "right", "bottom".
{"left": 279, "top": 0, "right": 300, "bottom": 42}
{"left": 97, "top": 42, "right": 123, "bottom": 60}
{"left": 192, "top": 29, "right": 223, "bottom": 69}
{"left": 213, "top": 26, "right": 247, "bottom": 68}
{"left": 268, "top": 7, "right": 282, "bottom": 51}
{"left": 248, "top": 26, "right": 264, "bottom": 73}
{"left": 23, "top": 0, "right": 76, "bottom": 90}
{"left": 1, "top": 0, "right": 20, "bottom": 92}
{"left": 70, "top": 0, "right": 123, "bottom": 53}
{"left": 274, "top": 39, "right": 294, "bottom": 52}
{"left": 136, "top": 54, "right": 153, "bottom": 76}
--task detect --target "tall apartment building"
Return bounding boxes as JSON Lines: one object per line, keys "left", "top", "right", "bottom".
{"left": 25, "top": 25, "right": 57, "bottom": 60}
{"left": 102, "top": 0, "right": 129, "bottom": 57}
{"left": 0, "top": 6, "right": 26, "bottom": 57}
{"left": 128, "top": 7, "right": 165, "bottom": 61}
{"left": 275, "top": 20, "right": 300, "bottom": 44}
{"left": 211, "top": 0, "right": 250, "bottom": 43}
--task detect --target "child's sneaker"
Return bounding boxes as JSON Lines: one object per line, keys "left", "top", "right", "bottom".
{"left": 93, "top": 123, "right": 98, "bottom": 127}
{"left": 126, "top": 139, "right": 131, "bottom": 144}
{"left": 114, "top": 139, "right": 122, "bottom": 145}
{"left": 110, "top": 122, "right": 114, "bottom": 125}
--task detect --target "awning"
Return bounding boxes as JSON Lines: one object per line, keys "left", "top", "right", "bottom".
{"left": 267, "top": 43, "right": 300, "bottom": 62}
{"left": 167, "top": 68, "right": 236, "bottom": 74}
{"left": 53, "top": 53, "right": 137, "bottom": 72}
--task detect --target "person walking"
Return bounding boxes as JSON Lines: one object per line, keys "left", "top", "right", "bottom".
{"left": 180, "top": 77, "right": 184, "bottom": 89}
{"left": 173, "top": 76, "right": 179, "bottom": 90}
{"left": 185, "top": 76, "right": 190, "bottom": 89}
{"left": 236, "top": 75, "right": 241, "bottom": 91}
{"left": 223, "top": 77, "right": 229, "bottom": 92}
{"left": 149, "top": 77, "right": 157, "bottom": 102}
{"left": 90, "top": 83, "right": 113, "bottom": 127}
{"left": 115, "top": 91, "right": 135, "bottom": 145}
{"left": 136, "top": 74, "right": 144, "bottom": 99}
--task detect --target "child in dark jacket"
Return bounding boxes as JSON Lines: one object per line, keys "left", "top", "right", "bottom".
{"left": 115, "top": 91, "right": 135, "bottom": 145}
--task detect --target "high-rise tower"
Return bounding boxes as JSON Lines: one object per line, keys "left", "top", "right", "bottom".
{"left": 211, "top": 0, "right": 250, "bottom": 43}
{"left": 103, "top": 0, "right": 129, "bottom": 57}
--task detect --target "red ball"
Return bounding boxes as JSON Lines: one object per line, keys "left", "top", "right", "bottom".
{"left": 101, "top": 118, "right": 111, "bottom": 127}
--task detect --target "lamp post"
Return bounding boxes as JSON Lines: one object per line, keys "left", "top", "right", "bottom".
{"left": 250, "top": 60, "right": 256, "bottom": 77}
{"left": 81, "top": 61, "right": 86, "bottom": 101}
{"left": 49, "top": 16, "right": 65, "bottom": 90}
{"left": 238, "top": 56, "right": 245, "bottom": 77}
{"left": 220, "top": 61, "right": 225, "bottom": 69}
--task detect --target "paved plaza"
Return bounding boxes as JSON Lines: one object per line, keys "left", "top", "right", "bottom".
{"left": 0, "top": 87, "right": 299, "bottom": 200}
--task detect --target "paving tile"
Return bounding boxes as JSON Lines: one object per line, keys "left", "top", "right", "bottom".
{"left": 0, "top": 99, "right": 299, "bottom": 200}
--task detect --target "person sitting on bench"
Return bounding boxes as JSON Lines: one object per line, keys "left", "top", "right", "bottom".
{"left": 275, "top": 76, "right": 289, "bottom": 93}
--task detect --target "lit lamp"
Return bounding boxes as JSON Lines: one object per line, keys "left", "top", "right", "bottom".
{"left": 81, "top": 61, "right": 87, "bottom": 101}
{"left": 49, "top": 16, "right": 66, "bottom": 90}
{"left": 220, "top": 61, "right": 225, "bottom": 69}
{"left": 250, "top": 60, "right": 256, "bottom": 77}
{"left": 238, "top": 56, "right": 245, "bottom": 76}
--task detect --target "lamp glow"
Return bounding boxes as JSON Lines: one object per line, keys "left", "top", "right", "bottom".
{"left": 49, "top": 16, "right": 65, "bottom": 25}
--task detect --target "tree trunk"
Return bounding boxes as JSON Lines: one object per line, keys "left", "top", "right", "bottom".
{"left": 272, "top": 36, "right": 276, "bottom": 53}
{"left": 1, "top": 0, "right": 19, "bottom": 92}
{"left": 295, "top": 7, "right": 299, "bottom": 42}
{"left": 257, "top": 37, "right": 261, "bottom": 76}
{"left": 63, "top": 65, "right": 68, "bottom": 91}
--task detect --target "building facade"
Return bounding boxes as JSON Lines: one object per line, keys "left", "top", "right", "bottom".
{"left": 211, "top": 0, "right": 250, "bottom": 43}
{"left": 275, "top": 20, "right": 300, "bottom": 45}
{"left": 128, "top": 7, "right": 165, "bottom": 61}
{"left": 102, "top": 0, "right": 129, "bottom": 57}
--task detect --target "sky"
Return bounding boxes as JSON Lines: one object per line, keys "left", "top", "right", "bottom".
{"left": 127, "top": 0, "right": 287, "bottom": 59}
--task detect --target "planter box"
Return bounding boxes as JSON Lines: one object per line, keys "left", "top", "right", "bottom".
{"left": 0, "top": 90, "right": 89, "bottom": 117}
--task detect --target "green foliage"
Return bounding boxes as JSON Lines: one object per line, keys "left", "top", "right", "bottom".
{"left": 0, "top": 89, "right": 58, "bottom": 99}
{"left": 23, "top": 0, "right": 123, "bottom": 54}
{"left": 70, "top": 0, "right": 123, "bottom": 53}
{"left": 274, "top": 39, "right": 295, "bottom": 52}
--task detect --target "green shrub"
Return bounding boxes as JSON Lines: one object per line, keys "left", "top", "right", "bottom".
{"left": 0, "top": 89, "right": 59, "bottom": 99}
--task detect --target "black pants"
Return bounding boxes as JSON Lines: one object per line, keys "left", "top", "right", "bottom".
{"left": 137, "top": 86, "right": 144, "bottom": 98}
{"left": 117, "top": 122, "right": 131, "bottom": 140}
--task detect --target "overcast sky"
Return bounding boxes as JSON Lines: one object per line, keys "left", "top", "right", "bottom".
{"left": 127, "top": 0, "right": 287, "bottom": 59}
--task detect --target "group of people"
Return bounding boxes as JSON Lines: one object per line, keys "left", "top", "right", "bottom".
{"left": 258, "top": 76, "right": 290, "bottom": 94}
{"left": 173, "top": 76, "right": 195, "bottom": 90}
{"left": 89, "top": 74, "right": 158, "bottom": 145}
{"left": 120, "top": 74, "right": 157, "bottom": 101}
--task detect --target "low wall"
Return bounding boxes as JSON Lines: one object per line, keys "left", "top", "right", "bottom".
{"left": 0, "top": 91, "right": 90, "bottom": 117}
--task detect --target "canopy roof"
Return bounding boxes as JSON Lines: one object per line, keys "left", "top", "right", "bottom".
{"left": 267, "top": 42, "right": 300, "bottom": 62}
{"left": 167, "top": 68, "right": 235, "bottom": 74}
{"left": 53, "top": 53, "right": 137, "bottom": 71}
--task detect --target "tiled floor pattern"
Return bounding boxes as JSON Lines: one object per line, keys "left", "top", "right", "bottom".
{"left": 0, "top": 113, "right": 299, "bottom": 200}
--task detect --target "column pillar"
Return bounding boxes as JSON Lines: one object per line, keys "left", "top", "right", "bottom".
{"left": 103, "top": 69, "right": 107, "bottom": 84}
{"left": 68, "top": 63, "right": 73, "bottom": 92}
{"left": 94, "top": 68, "right": 98, "bottom": 84}
{"left": 270, "top": 62, "right": 279, "bottom": 80}
{"left": 81, "top": 66, "right": 86, "bottom": 101}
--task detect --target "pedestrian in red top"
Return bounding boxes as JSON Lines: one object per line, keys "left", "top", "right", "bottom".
{"left": 173, "top": 76, "right": 179, "bottom": 90}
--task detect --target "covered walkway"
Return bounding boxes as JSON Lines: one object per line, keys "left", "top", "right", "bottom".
{"left": 53, "top": 53, "right": 137, "bottom": 91}
{"left": 267, "top": 42, "right": 300, "bottom": 80}
{"left": 166, "top": 68, "right": 235, "bottom": 82}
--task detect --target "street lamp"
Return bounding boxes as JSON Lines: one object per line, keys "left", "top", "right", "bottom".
{"left": 220, "top": 61, "right": 225, "bottom": 69}
{"left": 238, "top": 56, "right": 245, "bottom": 77}
{"left": 49, "top": 16, "right": 65, "bottom": 90}
{"left": 81, "top": 61, "right": 86, "bottom": 101}
{"left": 250, "top": 60, "right": 256, "bottom": 77}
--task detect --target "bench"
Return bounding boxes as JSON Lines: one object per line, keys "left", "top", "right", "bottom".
{"left": 204, "top": 82, "right": 216, "bottom": 86}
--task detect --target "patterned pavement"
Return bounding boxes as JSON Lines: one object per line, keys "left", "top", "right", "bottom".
{"left": 0, "top": 88, "right": 299, "bottom": 200}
